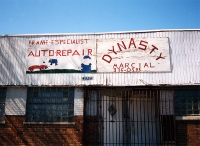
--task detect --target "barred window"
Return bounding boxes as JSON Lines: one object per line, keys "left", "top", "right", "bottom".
{"left": 0, "top": 88, "right": 6, "bottom": 121}
{"left": 174, "top": 89, "right": 200, "bottom": 116}
{"left": 26, "top": 87, "right": 74, "bottom": 122}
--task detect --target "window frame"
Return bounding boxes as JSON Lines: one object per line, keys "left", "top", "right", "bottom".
{"left": 174, "top": 88, "right": 200, "bottom": 117}
{"left": 0, "top": 87, "right": 6, "bottom": 122}
{"left": 25, "top": 87, "right": 74, "bottom": 123}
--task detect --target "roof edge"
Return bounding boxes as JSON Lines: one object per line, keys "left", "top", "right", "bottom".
{"left": 1, "top": 29, "right": 200, "bottom": 37}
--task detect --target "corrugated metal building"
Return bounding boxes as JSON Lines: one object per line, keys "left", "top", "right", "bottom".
{"left": 0, "top": 30, "right": 199, "bottom": 146}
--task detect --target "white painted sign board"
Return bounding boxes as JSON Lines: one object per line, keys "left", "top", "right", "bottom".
{"left": 97, "top": 38, "right": 171, "bottom": 72}
{"left": 27, "top": 38, "right": 96, "bottom": 73}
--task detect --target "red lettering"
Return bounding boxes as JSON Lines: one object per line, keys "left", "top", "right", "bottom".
{"left": 55, "top": 40, "right": 59, "bottom": 45}
{"left": 84, "top": 39, "right": 89, "bottom": 44}
{"left": 125, "top": 63, "right": 129, "bottom": 68}
{"left": 35, "top": 50, "right": 40, "bottom": 57}
{"left": 72, "top": 40, "right": 76, "bottom": 44}
{"left": 29, "top": 39, "right": 90, "bottom": 45}
{"left": 67, "top": 39, "right": 70, "bottom": 44}
{"left": 119, "top": 63, "right": 124, "bottom": 68}
{"left": 108, "top": 46, "right": 117, "bottom": 54}
{"left": 113, "top": 64, "right": 118, "bottom": 72}
{"left": 41, "top": 50, "right": 48, "bottom": 56}
{"left": 138, "top": 40, "right": 148, "bottom": 51}
{"left": 150, "top": 63, "right": 155, "bottom": 68}
{"left": 82, "top": 49, "right": 84, "bottom": 55}
{"left": 131, "top": 63, "right": 135, "bottom": 67}
{"left": 31, "top": 41, "right": 35, "bottom": 45}
{"left": 128, "top": 38, "right": 136, "bottom": 48}
{"left": 62, "top": 50, "right": 66, "bottom": 56}
{"left": 117, "top": 41, "right": 127, "bottom": 51}
{"left": 144, "top": 63, "right": 149, "bottom": 68}
{"left": 40, "top": 40, "right": 47, "bottom": 45}
{"left": 49, "top": 50, "right": 54, "bottom": 56}
{"left": 67, "top": 50, "right": 72, "bottom": 55}
{"left": 56, "top": 50, "right": 61, "bottom": 56}
{"left": 61, "top": 40, "right": 66, "bottom": 44}
{"left": 51, "top": 40, "right": 54, "bottom": 45}
{"left": 102, "top": 54, "right": 112, "bottom": 63}
{"left": 127, "top": 68, "right": 131, "bottom": 72}
{"left": 88, "top": 49, "right": 92, "bottom": 55}
{"left": 36, "top": 41, "right": 40, "bottom": 45}
{"left": 156, "top": 53, "right": 165, "bottom": 60}
{"left": 28, "top": 51, "right": 34, "bottom": 57}
{"left": 72, "top": 50, "right": 80, "bottom": 56}
{"left": 150, "top": 45, "right": 158, "bottom": 54}
{"left": 136, "top": 68, "right": 141, "bottom": 71}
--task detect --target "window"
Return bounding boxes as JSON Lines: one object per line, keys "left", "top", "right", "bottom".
{"left": 174, "top": 88, "right": 200, "bottom": 116}
{"left": 26, "top": 87, "right": 74, "bottom": 122}
{"left": 0, "top": 88, "right": 6, "bottom": 121}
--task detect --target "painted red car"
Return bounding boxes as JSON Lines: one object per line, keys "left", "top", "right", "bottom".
{"left": 28, "top": 65, "right": 48, "bottom": 71}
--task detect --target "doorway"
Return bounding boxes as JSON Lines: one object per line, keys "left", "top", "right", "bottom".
{"left": 84, "top": 88, "right": 175, "bottom": 146}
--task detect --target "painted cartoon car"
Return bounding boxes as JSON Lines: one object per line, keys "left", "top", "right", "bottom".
{"left": 28, "top": 65, "right": 48, "bottom": 71}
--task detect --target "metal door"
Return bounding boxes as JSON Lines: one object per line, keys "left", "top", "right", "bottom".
{"left": 102, "top": 96, "right": 123, "bottom": 145}
{"left": 84, "top": 88, "right": 175, "bottom": 146}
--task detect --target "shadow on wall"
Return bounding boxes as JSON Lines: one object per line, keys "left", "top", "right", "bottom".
{"left": 0, "top": 115, "right": 83, "bottom": 146}
{"left": 5, "top": 88, "right": 27, "bottom": 116}
{"left": 0, "top": 37, "right": 26, "bottom": 85}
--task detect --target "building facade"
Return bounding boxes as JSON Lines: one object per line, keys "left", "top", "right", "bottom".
{"left": 0, "top": 30, "right": 200, "bottom": 146}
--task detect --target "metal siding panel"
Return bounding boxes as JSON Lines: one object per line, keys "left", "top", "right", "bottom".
{"left": 0, "top": 31, "right": 199, "bottom": 86}
{"left": 74, "top": 88, "right": 84, "bottom": 116}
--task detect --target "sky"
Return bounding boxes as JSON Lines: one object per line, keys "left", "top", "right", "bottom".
{"left": 0, "top": 0, "right": 200, "bottom": 35}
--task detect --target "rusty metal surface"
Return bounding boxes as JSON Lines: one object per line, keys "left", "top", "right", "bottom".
{"left": 0, "top": 30, "right": 199, "bottom": 86}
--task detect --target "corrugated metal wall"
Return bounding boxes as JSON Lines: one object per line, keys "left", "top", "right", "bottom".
{"left": 0, "top": 30, "right": 199, "bottom": 86}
